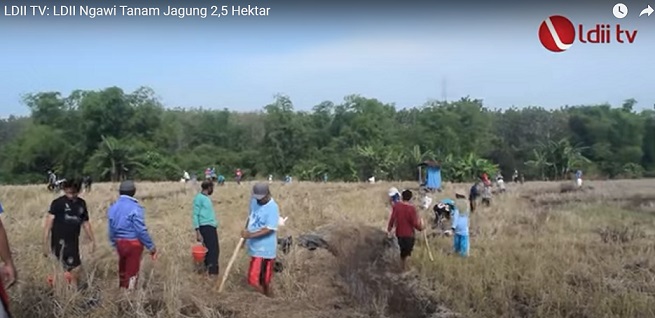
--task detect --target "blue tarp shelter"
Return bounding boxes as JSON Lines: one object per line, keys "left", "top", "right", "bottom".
{"left": 418, "top": 160, "right": 442, "bottom": 191}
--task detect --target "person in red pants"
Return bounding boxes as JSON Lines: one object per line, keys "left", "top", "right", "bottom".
{"left": 0, "top": 202, "right": 16, "bottom": 317}
{"left": 108, "top": 181, "right": 157, "bottom": 289}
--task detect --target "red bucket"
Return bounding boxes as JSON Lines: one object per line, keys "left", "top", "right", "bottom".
{"left": 191, "top": 245, "right": 207, "bottom": 263}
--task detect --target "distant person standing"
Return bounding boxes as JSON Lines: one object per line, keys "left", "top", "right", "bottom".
{"left": 241, "top": 183, "right": 279, "bottom": 297}
{"left": 0, "top": 202, "right": 16, "bottom": 318}
{"left": 235, "top": 169, "right": 243, "bottom": 185}
{"left": 481, "top": 173, "right": 491, "bottom": 187}
{"left": 575, "top": 170, "right": 583, "bottom": 187}
{"left": 323, "top": 173, "right": 328, "bottom": 183}
{"left": 82, "top": 176, "right": 92, "bottom": 193}
{"left": 107, "top": 180, "right": 157, "bottom": 289}
{"left": 42, "top": 180, "right": 96, "bottom": 289}
{"left": 192, "top": 181, "right": 220, "bottom": 277}
{"left": 387, "top": 190, "right": 424, "bottom": 271}
{"left": 468, "top": 180, "right": 485, "bottom": 212}
{"left": 496, "top": 173, "right": 506, "bottom": 193}
{"left": 47, "top": 170, "right": 57, "bottom": 191}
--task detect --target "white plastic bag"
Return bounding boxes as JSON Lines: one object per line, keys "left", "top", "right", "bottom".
{"left": 421, "top": 196, "right": 432, "bottom": 209}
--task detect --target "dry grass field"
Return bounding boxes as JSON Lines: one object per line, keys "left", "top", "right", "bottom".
{"left": 0, "top": 179, "right": 654, "bottom": 318}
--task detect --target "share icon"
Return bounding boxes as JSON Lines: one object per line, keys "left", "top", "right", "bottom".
{"left": 639, "top": 5, "right": 653, "bottom": 17}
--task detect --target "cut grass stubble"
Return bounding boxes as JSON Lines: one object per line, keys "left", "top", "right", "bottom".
{"left": 0, "top": 179, "right": 653, "bottom": 317}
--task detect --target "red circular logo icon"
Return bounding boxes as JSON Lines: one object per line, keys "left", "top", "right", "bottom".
{"left": 538, "top": 15, "right": 575, "bottom": 52}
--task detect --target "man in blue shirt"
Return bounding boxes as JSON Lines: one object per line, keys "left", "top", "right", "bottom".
{"left": 108, "top": 180, "right": 157, "bottom": 289}
{"left": 241, "top": 183, "right": 279, "bottom": 297}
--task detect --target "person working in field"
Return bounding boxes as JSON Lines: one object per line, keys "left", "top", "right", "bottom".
{"left": 388, "top": 187, "right": 401, "bottom": 205}
{"left": 235, "top": 168, "right": 243, "bottom": 185}
{"left": 450, "top": 200, "right": 470, "bottom": 257}
{"left": 107, "top": 180, "right": 157, "bottom": 290}
{"left": 42, "top": 179, "right": 96, "bottom": 290}
{"left": 575, "top": 169, "right": 583, "bottom": 187}
{"left": 496, "top": 173, "right": 506, "bottom": 193}
{"left": 387, "top": 187, "right": 401, "bottom": 217}
{"left": 433, "top": 198, "right": 456, "bottom": 230}
{"left": 47, "top": 170, "right": 57, "bottom": 191}
{"left": 471, "top": 174, "right": 492, "bottom": 208}
{"left": 481, "top": 180, "right": 492, "bottom": 206}
{"left": 241, "top": 183, "right": 279, "bottom": 297}
{"left": 192, "top": 180, "right": 220, "bottom": 277}
{"left": 468, "top": 178, "right": 487, "bottom": 212}
{"left": 0, "top": 202, "right": 16, "bottom": 318}
{"left": 386, "top": 190, "right": 424, "bottom": 271}
{"left": 217, "top": 174, "right": 225, "bottom": 185}
{"left": 82, "top": 176, "right": 92, "bottom": 193}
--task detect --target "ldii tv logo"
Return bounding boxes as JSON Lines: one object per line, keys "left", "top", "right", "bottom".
{"left": 538, "top": 15, "right": 638, "bottom": 52}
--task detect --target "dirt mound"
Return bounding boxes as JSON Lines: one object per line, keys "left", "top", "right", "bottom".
{"left": 300, "top": 222, "right": 459, "bottom": 318}
{"left": 217, "top": 222, "right": 459, "bottom": 317}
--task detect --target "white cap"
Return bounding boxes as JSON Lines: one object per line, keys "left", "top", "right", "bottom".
{"left": 388, "top": 187, "right": 399, "bottom": 197}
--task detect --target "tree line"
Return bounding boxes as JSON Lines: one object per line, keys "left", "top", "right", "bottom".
{"left": 0, "top": 86, "right": 653, "bottom": 184}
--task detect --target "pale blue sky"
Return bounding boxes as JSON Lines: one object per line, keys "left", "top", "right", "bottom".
{"left": 1, "top": 0, "right": 653, "bottom": 117}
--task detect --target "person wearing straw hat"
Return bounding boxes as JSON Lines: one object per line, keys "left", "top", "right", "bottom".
{"left": 193, "top": 180, "right": 220, "bottom": 277}
{"left": 241, "top": 183, "right": 279, "bottom": 297}
{"left": 107, "top": 180, "right": 157, "bottom": 289}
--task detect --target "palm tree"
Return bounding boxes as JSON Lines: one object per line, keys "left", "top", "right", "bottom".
{"left": 525, "top": 149, "right": 550, "bottom": 181}
{"left": 87, "top": 135, "right": 145, "bottom": 181}
{"left": 526, "top": 138, "right": 590, "bottom": 180}
{"left": 442, "top": 153, "right": 497, "bottom": 182}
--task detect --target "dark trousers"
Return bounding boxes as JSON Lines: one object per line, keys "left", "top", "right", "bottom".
{"left": 199, "top": 225, "right": 219, "bottom": 275}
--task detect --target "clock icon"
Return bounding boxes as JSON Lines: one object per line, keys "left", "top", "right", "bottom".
{"left": 613, "top": 3, "right": 628, "bottom": 19}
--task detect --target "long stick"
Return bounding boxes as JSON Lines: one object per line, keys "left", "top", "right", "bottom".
{"left": 217, "top": 237, "right": 244, "bottom": 292}
{"left": 423, "top": 229, "right": 434, "bottom": 261}
{"left": 217, "top": 217, "right": 249, "bottom": 292}
{"left": 420, "top": 210, "right": 434, "bottom": 262}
